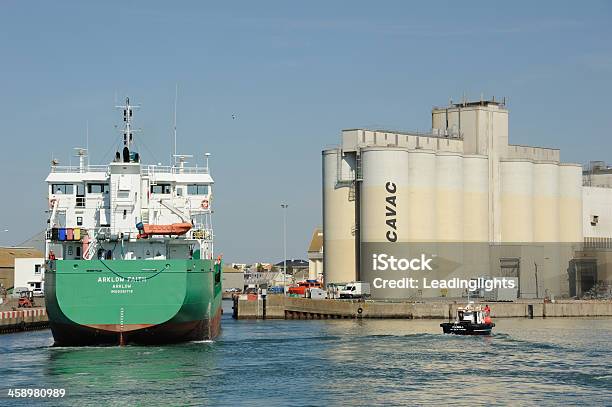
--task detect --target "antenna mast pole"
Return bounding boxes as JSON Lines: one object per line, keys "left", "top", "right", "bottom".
{"left": 86, "top": 120, "right": 90, "bottom": 167}
{"left": 115, "top": 97, "right": 139, "bottom": 148}
{"left": 173, "top": 84, "right": 178, "bottom": 166}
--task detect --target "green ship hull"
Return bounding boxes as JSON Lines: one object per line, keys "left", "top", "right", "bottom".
{"left": 45, "top": 259, "right": 222, "bottom": 346}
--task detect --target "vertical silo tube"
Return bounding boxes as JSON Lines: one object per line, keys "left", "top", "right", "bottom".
{"left": 322, "top": 149, "right": 356, "bottom": 284}
{"left": 533, "top": 162, "right": 560, "bottom": 242}
{"left": 360, "top": 148, "right": 410, "bottom": 244}
{"left": 557, "top": 163, "right": 583, "bottom": 298}
{"left": 461, "top": 155, "right": 490, "bottom": 297}
{"left": 435, "top": 152, "right": 464, "bottom": 241}
{"left": 463, "top": 155, "right": 489, "bottom": 242}
{"left": 407, "top": 150, "right": 436, "bottom": 241}
{"left": 559, "top": 164, "right": 583, "bottom": 242}
{"left": 433, "top": 152, "right": 464, "bottom": 299}
{"left": 360, "top": 147, "right": 410, "bottom": 299}
{"left": 501, "top": 160, "right": 534, "bottom": 242}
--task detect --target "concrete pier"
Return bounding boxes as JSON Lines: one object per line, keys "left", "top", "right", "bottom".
{"left": 0, "top": 308, "right": 49, "bottom": 334}
{"left": 233, "top": 295, "right": 612, "bottom": 320}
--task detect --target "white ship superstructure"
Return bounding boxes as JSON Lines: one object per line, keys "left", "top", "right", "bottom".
{"left": 45, "top": 97, "right": 214, "bottom": 262}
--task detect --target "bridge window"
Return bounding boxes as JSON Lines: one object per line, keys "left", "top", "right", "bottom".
{"left": 150, "top": 184, "right": 171, "bottom": 194}
{"left": 88, "top": 183, "right": 109, "bottom": 194}
{"left": 52, "top": 184, "right": 73, "bottom": 194}
{"left": 187, "top": 184, "right": 209, "bottom": 195}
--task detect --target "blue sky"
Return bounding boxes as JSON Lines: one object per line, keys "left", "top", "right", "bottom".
{"left": 1, "top": 1, "right": 611, "bottom": 262}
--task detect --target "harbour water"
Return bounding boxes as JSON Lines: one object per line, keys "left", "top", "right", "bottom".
{"left": 1, "top": 301, "right": 611, "bottom": 406}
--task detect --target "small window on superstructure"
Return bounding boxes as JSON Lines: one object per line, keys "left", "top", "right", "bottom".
{"left": 77, "top": 216, "right": 83, "bottom": 226}
{"left": 52, "top": 184, "right": 74, "bottom": 194}
{"left": 187, "top": 184, "right": 209, "bottom": 195}
{"left": 88, "top": 183, "right": 109, "bottom": 194}
{"left": 151, "top": 184, "right": 171, "bottom": 194}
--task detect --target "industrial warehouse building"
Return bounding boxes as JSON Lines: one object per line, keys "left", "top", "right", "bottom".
{"left": 0, "top": 247, "right": 44, "bottom": 290}
{"left": 322, "top": 99, "right": 612, "bottom": 299}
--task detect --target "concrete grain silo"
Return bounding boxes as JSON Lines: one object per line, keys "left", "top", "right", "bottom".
{"left": 322, "top": 98, "right": 587, "bottom": 299}
{"left": 322, "top": 149, "right": 356, "bottom": 284}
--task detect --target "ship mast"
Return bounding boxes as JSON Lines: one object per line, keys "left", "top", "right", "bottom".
{"left": 115, "top": 97, "right": 140, "bottom": 163}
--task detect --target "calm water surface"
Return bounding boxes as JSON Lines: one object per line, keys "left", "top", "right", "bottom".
{"left": 1, "top": 301, "right": 611, "bottom": 406}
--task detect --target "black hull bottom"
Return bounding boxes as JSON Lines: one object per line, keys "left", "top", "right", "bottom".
{"left": 50, "top": 308, "right": 222, "bottom": 346}
{"left": 440, "top": 322, "right": 494, "bottom": 336}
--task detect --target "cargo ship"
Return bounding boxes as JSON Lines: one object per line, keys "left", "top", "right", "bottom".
{"left": 44, "top": 98, "right": 221, "bottom": 346}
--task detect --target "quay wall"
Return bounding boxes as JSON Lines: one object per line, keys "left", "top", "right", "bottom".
{"left": 0, "top": 308, "right": 49, "bottom": 334}
{"left": 234, "top": 295, "right": 612, "bottom": 320}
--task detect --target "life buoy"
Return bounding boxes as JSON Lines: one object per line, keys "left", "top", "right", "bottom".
{"left": 201, "top": 199, "right": 209, "bottom": 209}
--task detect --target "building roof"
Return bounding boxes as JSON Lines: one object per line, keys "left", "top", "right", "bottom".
{"left": 274, "top": 259, "right": 309, "bottom": 268}
{"left": 0, "top": 247, "right": 44, "bottom": 268}
{"left": 308, "top": 228, "right": 323, "bottom": 253}
{"left": 222, "top": 265, "right": 245, "bottom": 273}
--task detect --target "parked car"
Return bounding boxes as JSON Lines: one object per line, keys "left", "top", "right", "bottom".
{"left": 267, "top": 286, "right": 284, "bottom": 294}
{"left": 32, "top": 286, "right": 44, "bottom": 297}
{"left": 10, "top": 287, "right": 30, "bottom": 299}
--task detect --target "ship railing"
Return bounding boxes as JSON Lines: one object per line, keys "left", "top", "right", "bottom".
{"left": 50, "top": 164, "right": 209, "bottom": 175}
{"left": 141, "top": 165, "right": 209, "bottom": 176}
{"left": 50, "top": 165, "right": 109, "bottom": 173}
{"left": 174, "top": 166, "right": 209, "bottom": 174}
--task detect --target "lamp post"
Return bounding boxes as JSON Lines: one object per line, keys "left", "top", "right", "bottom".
{"left": 281, "top": 203, "right": 288, "bottom": 292}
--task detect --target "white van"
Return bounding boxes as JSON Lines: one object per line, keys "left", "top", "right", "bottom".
{"left": 339, "top": 282, "right": 371, "bottom": 299}
{"left": 29, "top": 282, "right": 44, "bottom": 297}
